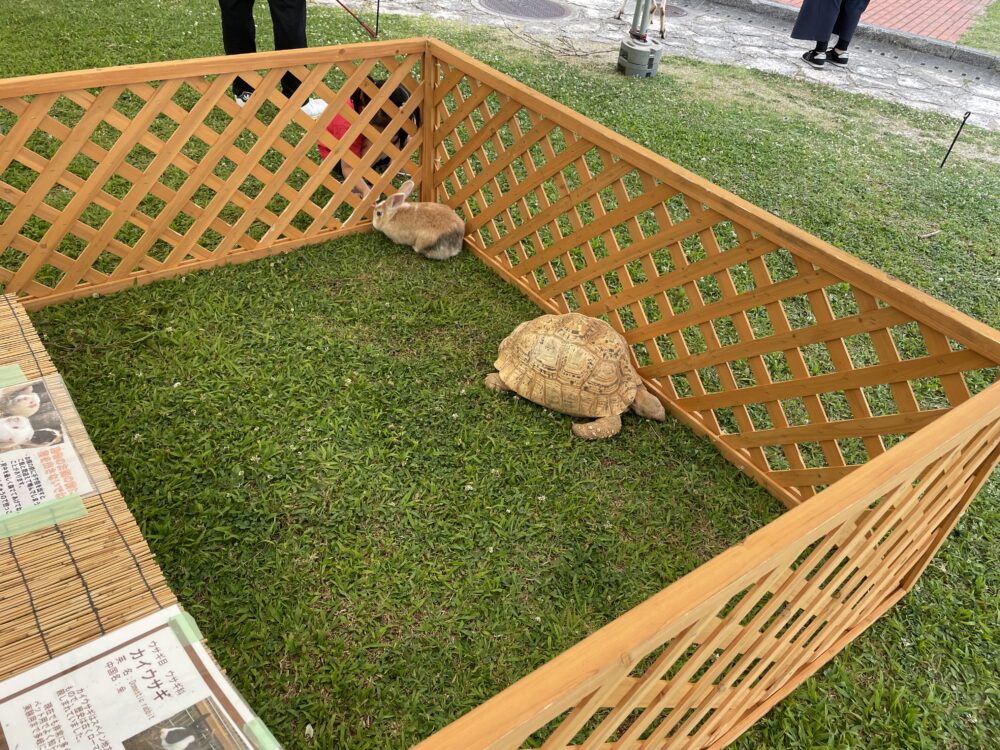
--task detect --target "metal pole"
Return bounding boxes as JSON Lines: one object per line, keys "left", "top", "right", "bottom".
{"left": 629, "top": 1, "right": 650, "bottom": 41}
{"left": 940, "top": 111, "right": 971, "bottom": 168}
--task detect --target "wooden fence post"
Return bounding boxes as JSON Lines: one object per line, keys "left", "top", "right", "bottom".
{"left": 421, "top": 41, "right": 437, "bottom": 203}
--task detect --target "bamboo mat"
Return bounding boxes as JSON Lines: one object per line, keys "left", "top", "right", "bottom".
{"left": 0, "top": 293, "right": 175, "bottom": 681}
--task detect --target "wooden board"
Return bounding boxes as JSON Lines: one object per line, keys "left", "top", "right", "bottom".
{"left": 0, "top": 295, "right": 174, "bottom": 681}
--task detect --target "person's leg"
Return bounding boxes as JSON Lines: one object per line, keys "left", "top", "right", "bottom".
{"left": 791, "top": 0, "right": 844, "bottom": 68}
{"left": 267, "top": 0, "right": 307, "bottom": 97}
{"left": 831, "top": 0, "right": 871, "bottom": 47}
{"left": 219, "top": 0, "right": 257, "bottom": 98}
{"left": 803, "top": 39, "right": 829, "bottom": 68}
{"left": 828, "top": 0, "right": 868, "bottom": 65}
{"left": 790, "top": 0, "right": 843, "bottom": 42}
{"left": 828, "top": 35, "right": 851, "bottom": 65}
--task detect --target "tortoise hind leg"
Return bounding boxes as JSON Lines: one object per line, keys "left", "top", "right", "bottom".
{"left": 632, "top": 384, "right": 666, "bottom": 422}
{"left": 484, "top": 372, "right": 512, "bottom": 393}
{"left": 572, "top": 414, "right": 622, "bottom": 440}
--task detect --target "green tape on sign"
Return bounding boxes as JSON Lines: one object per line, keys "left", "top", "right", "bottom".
{"left": 244, "top": 717, "right": 281, "bottom": 750}
{"left": 0, "top": 494, "right": 86, "bottom": 539}
{"left": 168, "top": 611, "right": 203, "bottom": 646}
{"left": 0, "top": 363, "right": 27, "bottom": 388}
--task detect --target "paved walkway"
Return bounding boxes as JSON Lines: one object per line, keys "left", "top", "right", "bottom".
{"left": 769, "top": 0, "right": 994, "bottom": 43}
{"left": 317, "top": 0, "right": 1000, "bottom": 130}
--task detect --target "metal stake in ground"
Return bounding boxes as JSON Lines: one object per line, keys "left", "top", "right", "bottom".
{"left": 940, "top": 112, "right": 971, "bottom": 169}
{"left": 618, "top": 2, "right": 664, "bottom": 77}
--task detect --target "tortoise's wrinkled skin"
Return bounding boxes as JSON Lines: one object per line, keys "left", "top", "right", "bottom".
{"left": 486, "top": 313, "right": 665, "bottom": 439}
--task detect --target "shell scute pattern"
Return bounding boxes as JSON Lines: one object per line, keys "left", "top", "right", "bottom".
{"left": 495, "top": 313, "right": 639, "bottom": 419}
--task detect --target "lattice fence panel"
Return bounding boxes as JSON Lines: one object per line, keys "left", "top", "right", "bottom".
{"left": 0, "top": 43, "right": 427, "bottom": 307}
{"left": 429, "top": 50, "right": 1000, "bottom": 508}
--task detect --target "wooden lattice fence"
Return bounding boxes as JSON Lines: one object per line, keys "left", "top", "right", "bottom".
{"left": 0, "top": 41, "right": 427, "bottom": 307}
{"left": 1, "top": 37, "right": 998, "bottom": 750}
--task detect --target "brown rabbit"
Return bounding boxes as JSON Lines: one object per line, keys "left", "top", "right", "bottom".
{"left": 372, "top": 180, "right": 465, "bottom": 260}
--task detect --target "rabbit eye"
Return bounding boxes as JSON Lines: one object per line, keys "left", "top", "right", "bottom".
{"left": 375, "top": 210, "right": 382, "bottom": 217}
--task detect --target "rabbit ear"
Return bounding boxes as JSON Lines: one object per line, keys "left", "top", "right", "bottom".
{"left": 398, "top": 180, "right": 415, "bottom": 201}
{"left": 388, "top": 192, "right": 407, "bottom": 209}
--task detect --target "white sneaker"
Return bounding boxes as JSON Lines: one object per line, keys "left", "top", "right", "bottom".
{"left": 234, "top": 91, "right": 252, "bottom": 107}
{"left": 300, "top": 97, "right": 328, "bottom": 119}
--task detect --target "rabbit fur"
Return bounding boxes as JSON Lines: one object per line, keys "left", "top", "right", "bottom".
{"left": 372, "top": 180, "right": 465, "bottom": 260}
{"left": 0, "top": 415, "right": 34, "bottom": 451}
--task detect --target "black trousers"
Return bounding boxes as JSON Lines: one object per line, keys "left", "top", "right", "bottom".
{"left": 219, "top": 0, "right": 307, "bottom": 97}
{"left": 791, "top": 0, "right": 871, "bottom": 43}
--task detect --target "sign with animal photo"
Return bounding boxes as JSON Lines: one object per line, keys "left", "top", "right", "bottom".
{"left": 0, "top": 605, "right": 276, "bottom": 750}
{"left": 0, "top": 375, "right": 93, "bottom": 526}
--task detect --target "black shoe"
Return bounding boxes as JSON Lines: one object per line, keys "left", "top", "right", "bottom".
{"left": 802, "top": 50, "right": 826, "bottom": 68}
{"left": 828, "top": 49, "right": 849, "bottom": 66}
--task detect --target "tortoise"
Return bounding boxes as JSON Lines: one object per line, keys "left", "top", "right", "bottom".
{"left": 485, "top": 313, "right": 666, "bottom": 439}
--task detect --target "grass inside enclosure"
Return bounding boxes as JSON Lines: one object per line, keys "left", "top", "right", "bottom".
{"left": 32, "top": 234, "right": 784, "bottom": 748}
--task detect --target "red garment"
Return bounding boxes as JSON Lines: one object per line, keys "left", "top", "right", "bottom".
{"left": 317, "top": 99, "right": 364, "bottom": 159}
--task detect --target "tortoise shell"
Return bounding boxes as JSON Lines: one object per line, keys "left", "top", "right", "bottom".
{"left": 495, "top": 313, "right": 640, "bottom": 418}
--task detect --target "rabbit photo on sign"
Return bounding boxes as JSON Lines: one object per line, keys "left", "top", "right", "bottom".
{"left": 0, "top": 383, "right": 40, "bottom": 417}
{"left": 372, "top": 180, "right": 465, "bottom": 260}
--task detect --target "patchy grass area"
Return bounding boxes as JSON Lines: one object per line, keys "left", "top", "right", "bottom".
{"left": 5, "top": 1, "right": 999, "bottom": 749}
{"left": 961, "top": 1, "right": 1000, "bottom": 55}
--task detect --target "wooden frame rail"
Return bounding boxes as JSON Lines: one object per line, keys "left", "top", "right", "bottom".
{"left": 2, "top": 38, "right": 999, "bottom": 750}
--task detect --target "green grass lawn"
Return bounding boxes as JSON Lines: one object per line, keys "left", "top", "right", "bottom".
{"left": 35, "top": 235, "right": 783, "bottom": 748}
{"left": 960, "top": 1, "right": 1000, "bottom": 55}
{"left": 4, "top": 2, "right": 1000, "bottom": 749}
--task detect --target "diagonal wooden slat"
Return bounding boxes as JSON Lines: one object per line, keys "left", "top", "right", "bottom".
{"left": 642, "top": 307, "right": 912, "bottom": 379}
{"left": 531, "top": 203, "right": 720, "bottom": 295}
{"left": 622, "top": 270, "right": 839, "bottom": 345}
{"left": 721, "top": 408, "right": 949, "bottom": 449}
{"left": 252, "top": 55, "right": 424, "bottom": 244}
{"left": 2, "top": 90, "right": 275, "bottom": 273}
{"left": 121, "top": 64, "right": 336, "bottom": 273}
{"left": 2, "top": 86, "right": 126, "bottom": 291}
{"left": 0, "top": 92, "right": 60, "bottom": 175}
{"left": 677, "top": 349, "right": 993, "bottom": 412}
{"left": 462, "top": 137, "right": 593, "bottom": 232}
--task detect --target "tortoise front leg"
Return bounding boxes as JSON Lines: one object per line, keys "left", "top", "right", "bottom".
{"left": 484, "top": 372, "right": 512, "bottom": 393}
{"left": 572, "top": 414, "right": 622, "bottom": 440}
